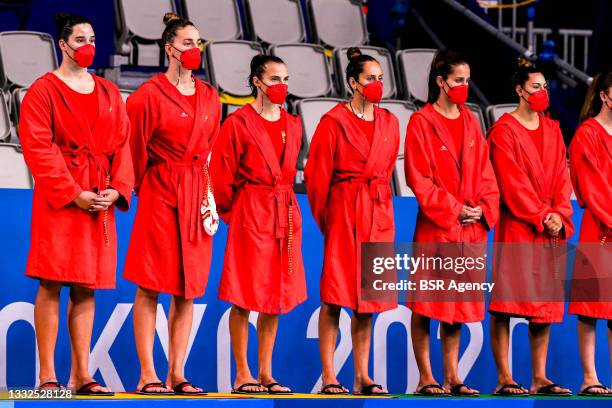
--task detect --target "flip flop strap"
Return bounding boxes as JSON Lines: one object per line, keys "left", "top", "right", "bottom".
{"left": 141, "top": 382, "right": 166, "bottom": 392}
{"left": 237, "top": 383, "right": 261, "bottom": 392}
{"left": 321, "top": 383, "right": 346, "bottom": 392}
{"left": 538, "top": 383, "right": 561, "bottom": 393}
{"left": 451, "top": 383, "right": 470, "bottom": 393}
{"left": 500, "top": 383, "right": 525, "bottom": 392}
{"left": 583, "top": 384, "right": 608, "bottom": 393}
{"left": 78, "top": 381, "right": 101, "bottom": 393}
{"left": 174, "top": 381, "right": 193, "bottom": 392}
{"left": 39, "top": 381, "right": 62, "bottom": 389}
{"left": 363, "top": 384, "right": 383, "bottom": 393}
{"left": 420, "top": 384, "right": 445, "bottom": 393}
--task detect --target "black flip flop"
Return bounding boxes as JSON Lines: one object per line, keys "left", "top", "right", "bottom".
{"left": 578, "top": 384, "right": 612, "bottom": 397}
{"left": 533, "top": 383, "right": 572, "bottom": 396}
{"left": 75, "top": 381, "right": 114, "bottom": 396}
{"left": 414, "top": 384, "right": 451, "bottom": 396}
{"left": 355, "top": 383, "right": 389, "bottom": 396}
{"left": 450, "top": 383, "right": 480, "bottom": 397}
{"left": 173, "top": 381, "right": 207, "bottom": 396}
{"left": 263, "top": 382, "right": 293, "bottom": 395}
{"left": 135, "top": 382, "right": 174, "bottom": 395}
{"left": 493, "top": 383, "right": 530, "bottom": 396}
{"left": 319, "top": 383, "right": 349, "bottom": 395}
{"left": 38, "top": 381, "right": 64, "bottom": 390}
{"left": 231, "top": 382, "right": 267, "bottom": 394}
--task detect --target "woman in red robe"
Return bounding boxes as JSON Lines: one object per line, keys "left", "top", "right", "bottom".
{"left": 568, "top": 70, "right": 612, "bottom": 396}
{"left": 123, "top": 13, "right": 220, "bottom": 395}
{"left": 488, "top": 61, "right": 574, "bottom": 396}
{"left": 210, "top": 55, "right": 305, "bottom": 394}
{"left": 19, "top": 14, "right": 133, "bottom": 395}
{"left": 305, "top": 48, "right": 399, "bottom": 395}
{"left": 404, "top": 50, "right": 499, "bottom": 396}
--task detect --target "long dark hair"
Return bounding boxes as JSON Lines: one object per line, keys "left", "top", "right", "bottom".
{"left": 247, "top": 54, "right": 285, "bottom": 97}
{"left": 427, "top": 49, "right": 468, "bottom": 104}
{"left": 54, "top": 13, "right": 92, "bottom": 42}
{"left": 579, "top": 70, "right": 612, "bottom": 123}
{"left": 162, "top": 12, "right": 195, "bottom": 45}
{"left": 345, "top": 47, "right": 378, "bottom": 90}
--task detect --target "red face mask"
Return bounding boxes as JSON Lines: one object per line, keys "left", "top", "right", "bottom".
{"left": 523, "top": 88, "right": 549, "bottom": 112}
{"left": 444, "top": 82, "right": 469, "bottom": 105}
{"left": 172, "top": 46, "right": 201, "bottom": 70}
{"left": 263, "top": 82, "right": 288, "bottom": 104}
{"left": 358, "top": 80, "right": 383, "bottom": 103}
{"left": 67, "top": 43, "right": 95, "bottom": 68}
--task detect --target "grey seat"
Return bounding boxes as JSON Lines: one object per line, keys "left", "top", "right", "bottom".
{"left": 11, "top": 87, "right": 27, "bottom": 122}
{"left": 204, "top": 41, "right": 264, "bottom": 97}
{"left": 295, "top": 97, "right": 343, "bottom": 168}
{"left": 486, "top": 103, "right": 517, "bottom": 126}
{"left": 0, "top": 143, "right": 33, "bottom": 188}
{"left": 334, "top": 46, "right": 397, "bottom": 99}
{"left": 379, "top": 100, "right": 417, "bottom": 155}
{"left": 270, "top": 43, "right": 332, "bottom": 98}
{"left": 119, "top": 89, "right": 133, "bottom": 103}
{"left": 308, "top": 0, "right": 368, "bottom": 48}
{"left": 0, "top": 31, "right": 58, "bottom": 89}
{"left": 465, "top": 102, "right": 487, "bottom": 136}
{"left": 244, "top": 0, "right": 305, "bottom": 45}
{"left": 0, "top": 93, "right": 13, "bottom": 142}
{"left": 393, "top": 156, "right": 414, "bottom": 197}
{"left": 182, "top": 0, "right": 242, "bottom": 42}
{"left": 115, "top": 0, "right": 176, "bottom": 66}
{"left": 396, "top": 48, "right": 436, "bottom": 103}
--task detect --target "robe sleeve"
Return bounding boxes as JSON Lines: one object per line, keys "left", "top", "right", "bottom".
{"left": 475, "top": 139, "right": 500, "bottom": 230}
{"left": 404, "top": 114, "right": 463, "bottom": 229}
{"left": 108, "top": 90, "right": 134, "bottom": 211}
{"left": 126, "top": 87, "right": 155, "bottom": 195}
{"left": 550, "top": 123, "right": 574, "bottom": 238}
{"left": 19, "top": 82, "right": 83, "bottom": 210}
{"left": 569, "top": 128, "right": 612, "bottom": 230}
{"left": 210, "top": 115, "right": 242, "bottom": 223}
{"left": 304, "top": 116, "right": 338, "bottom": 233}
{"left": 488, "top": 125, "right": 550, "bottom": 232}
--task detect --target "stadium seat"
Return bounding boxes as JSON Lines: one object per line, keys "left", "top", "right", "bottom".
{"left": 0, "top": 31, "right": 58, "bottom": 90}
{"left": 393, "top": 156, "right": 414, "bottom": 197}
{"left": 204, "top": 41, "right": 264, "bottom": 97}
{"left": 0, "top": 94, "right": 13, "bottom": 143}
{"left": 486, "top": 103, "right": 517, "bottom": 126}
{"left": 11, "top": 87, "right": 27, "bottom": 122}
{"left": 465, "top": 102, "right": 487, "bottom": 136}
{"left": 308, "top": 0, "right": 368, "bottom": 48}
{"left": 223, "top": 103, "right": 241, "bottom": 119}
{"left": 0, "top": 143, "right": 33, "bottom": 188}
{"left": 396, "top": 48, "right": 436, "bottom": 103}
{"left": 334, "top": 46, "right": 397, "bottom": 99}
{"left": 181, "top": 0, "right": 242, "bottom": 42}
{"left": 119, "top": 89, "right": 133, "bottom": 103}
{"left": 115, "top": 0, "right": 176, "bottom": 66}
{"left": 295, "top": 97, "right": 343, "bottom": 168}
{"left": 244, "top": 0, "right": 306, "bottom": 45}
{"left": 270, "top": 43, "right": 332, "bottom": 98}
{"left": 379, "top": 100, "right": 417, "bottom": 154}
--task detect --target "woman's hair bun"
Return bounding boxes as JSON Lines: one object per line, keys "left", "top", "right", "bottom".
{"left": 346, "top": 47, "right": 362, "bottom": 60}
{"left": 163, "top": 12, "right": 181, "bottom": 26}
{"left": 517, "top": 57, "right": 534, "bottom": 69}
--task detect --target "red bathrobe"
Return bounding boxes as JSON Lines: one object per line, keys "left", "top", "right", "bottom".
{"left": 19, "top": 73, "right": 134, "bottom": 288}
{"left": 305, "top": 103, "right": 399, "bottom": 313}
{"left": 123, "top": 73, "right": 220, "bottom": 299}
{"left": 404, "top": 104, "right": 499, "bottom": 323}
{"left": 210, "top": 105, "right": 306, "bottom": 314}
{"left": 488, "top": 113, "right": 574, "bottom": 323}
{"left": 568, "top": 118, "right": 612, "bottom": 319}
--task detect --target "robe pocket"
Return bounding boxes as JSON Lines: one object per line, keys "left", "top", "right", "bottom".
{"left": 373, "top": 201, "right": 395, "bottom": 233}
{"left": 238, "top": 192, "right": 275, "bottom": 234}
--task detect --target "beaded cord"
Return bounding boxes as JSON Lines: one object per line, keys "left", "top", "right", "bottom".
{"left": 102, "top": 174, "right": 110, "bottom": 246}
